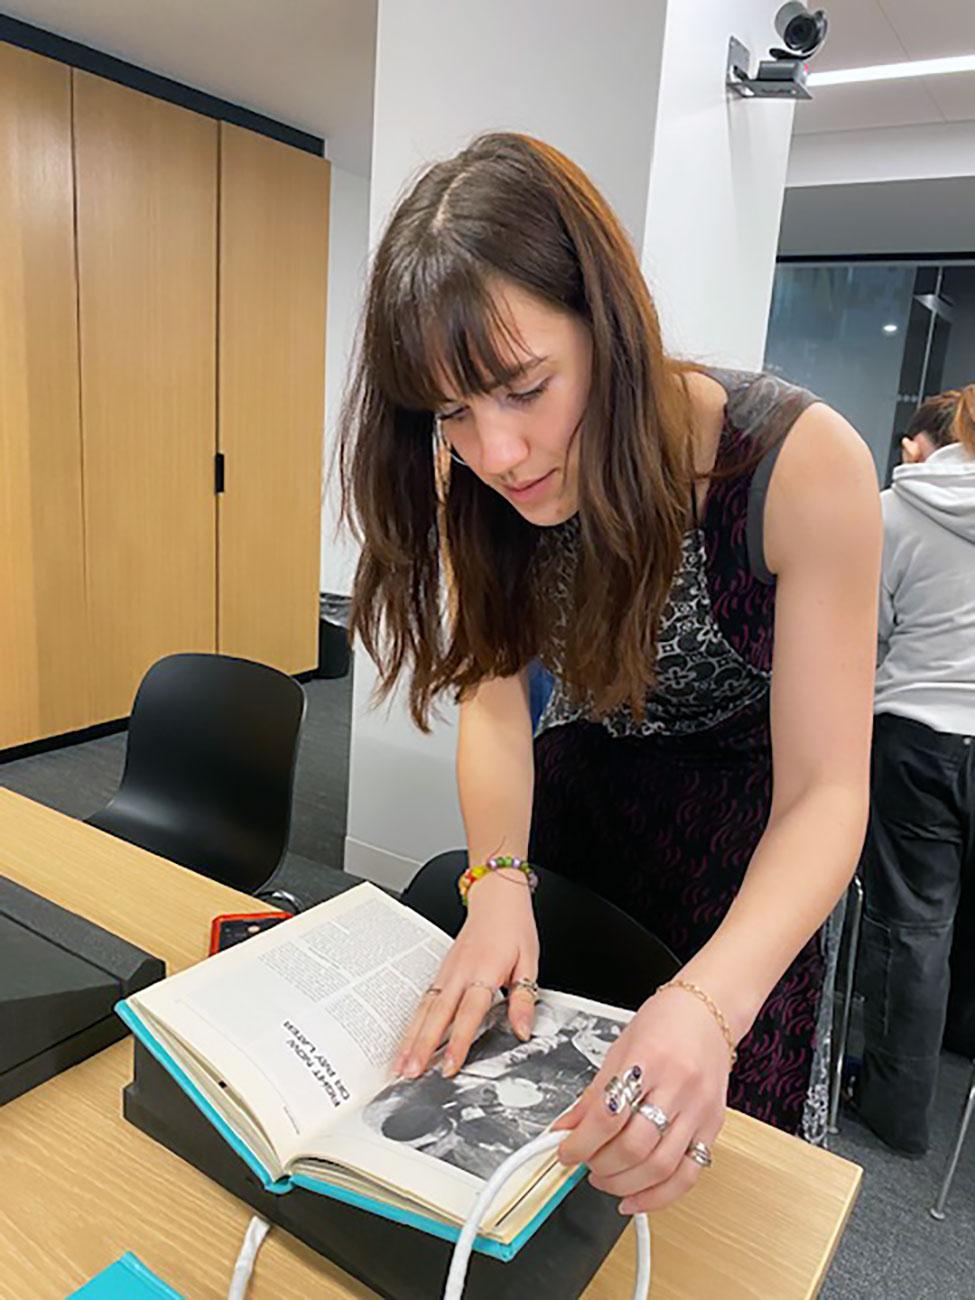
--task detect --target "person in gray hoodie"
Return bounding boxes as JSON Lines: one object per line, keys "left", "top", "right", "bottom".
{"left": 856, "top": 385, "right": 975, "bottom": 1155}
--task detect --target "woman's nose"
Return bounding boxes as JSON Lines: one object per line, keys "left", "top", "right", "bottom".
{"left": 477, "top": 412, "right": 530, "bottom": 477}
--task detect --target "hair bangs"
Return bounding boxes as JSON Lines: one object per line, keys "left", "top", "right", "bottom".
{"left": 379, "top": 250, "right": 538, "bottom": 414}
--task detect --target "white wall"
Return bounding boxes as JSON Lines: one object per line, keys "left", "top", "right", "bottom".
{"left": 346, "top": 0, "right": 798, "bottom": 889}
{"left": 366, "top": 0, "right": 667, "bottom": 251}
{"left": 781, "top": 121, "right": 975, "bottom": 258}
{"left": 641, "top": 0, "right": 795, "bottom": 370}
{"left": 787, "top": 121, "right": 975, "bottom": 190}
{"left": 321, "top": 164, "right": 370, "bottom": 598}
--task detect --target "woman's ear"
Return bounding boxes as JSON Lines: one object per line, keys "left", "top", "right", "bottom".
{"left": 902, "top": 431, "right": 937, "bottom": 464}
{"left": 900, "top": 436, "right": 924, "bottom": 464}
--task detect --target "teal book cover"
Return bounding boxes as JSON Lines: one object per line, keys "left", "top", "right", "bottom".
{"left": 69, "top": 1252, "right": 183, "bottom": 1299}
{"left": 116, "top": 998, "right": 585, "bottom": 1263}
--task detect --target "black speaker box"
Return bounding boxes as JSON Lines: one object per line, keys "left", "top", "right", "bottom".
{"left": 0, "top": 875, "right": 165, "bottom": 1105}
{"left": 123, "top": 1039, "right": 627, "bottom": 1299}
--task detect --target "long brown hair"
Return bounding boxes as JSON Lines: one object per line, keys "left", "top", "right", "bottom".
{"left": 907, "top": 384, "right": 975, "bottom": 455}
{"left": 341, "top": 132, "right": 693, "bottom": 731}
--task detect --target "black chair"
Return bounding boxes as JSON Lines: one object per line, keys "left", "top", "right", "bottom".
{"left": 930, "top": 1059, "right": 975, "bottom": 1220}
{"left": 930, "top": 882, "right": 975, "bottom": 1220}
{"left": 86, "top": 653, "right": 305, "bottom": 894}
{"left": 401, "top": 851, "right": 680, "bottom": 1009}
{"left": 828, "top": 873, "right": 865, "bottom": 1134}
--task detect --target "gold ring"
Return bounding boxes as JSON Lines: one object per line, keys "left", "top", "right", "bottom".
{"left": 424, "top": 985, "right": 443, "bottom": 998}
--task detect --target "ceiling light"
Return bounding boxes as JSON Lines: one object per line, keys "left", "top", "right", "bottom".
{"left": 808, "top": 54, "right": 975, "bottom": 87}
{"left": 882, "top": 323, "right": 899, "bottom": 334}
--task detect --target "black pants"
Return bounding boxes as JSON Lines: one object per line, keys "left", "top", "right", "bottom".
{"left": 858, "top": 712, "right": 975, "bottom": 1154}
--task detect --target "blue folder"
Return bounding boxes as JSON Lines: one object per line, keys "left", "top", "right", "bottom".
{"left": 69, "top": 1252, "right": 183, "bottom": 1299}
{"left": 116, "top": 999, "right": 585, "bottom": 1263}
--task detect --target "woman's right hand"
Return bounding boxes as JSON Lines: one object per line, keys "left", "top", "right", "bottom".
{"left": 393, "top": 871, "right": 540, "bottom": 1080}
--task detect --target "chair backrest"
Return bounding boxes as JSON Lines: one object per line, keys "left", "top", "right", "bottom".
{"left": 401, "top": 851, "right": 679, "bottom": 1010}
{"left": 93, "top": 653, "right": 305, "bottom": 891}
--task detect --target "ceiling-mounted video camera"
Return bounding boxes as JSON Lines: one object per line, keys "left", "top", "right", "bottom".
{"left": 728, "top": 4, "right": 829, "bottom": 101}
{"left": 771, "top": 3, "right": 829, "bottom": 60}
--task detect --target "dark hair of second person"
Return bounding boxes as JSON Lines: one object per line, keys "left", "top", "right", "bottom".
{"left": 901, "top": 384, "right": 975, "bottom": 463}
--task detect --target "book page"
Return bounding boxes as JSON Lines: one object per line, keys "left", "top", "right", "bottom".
{"left": 294, "top": 989, "right": 633, "bottom": 1237}
{"left": 128, "top": 883, "right": 450, "bottom": 1171}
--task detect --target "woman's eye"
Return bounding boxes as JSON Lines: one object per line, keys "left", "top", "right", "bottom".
{"left": 440, "top": 406, "right": 468, "bottom": 423}
{"left": 508, "top": 382, "right": 548, "bottom": 406}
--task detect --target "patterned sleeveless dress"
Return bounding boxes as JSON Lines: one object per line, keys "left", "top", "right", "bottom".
{"left": 528, "top": 369, "right": 834, "bottom": 1142}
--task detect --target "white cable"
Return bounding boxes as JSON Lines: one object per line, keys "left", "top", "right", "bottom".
{"left": 227, "top": 1214, "right": 271, "bottom": 1300}
{"left": 633, "top": 1207, "right": 652, "bottom": 1297}
{"left": 225, "top": 1138, "right": 652, "bottom": 1299}
{"left": 443, "top": 1129, "right": 652, "bottom": 1299}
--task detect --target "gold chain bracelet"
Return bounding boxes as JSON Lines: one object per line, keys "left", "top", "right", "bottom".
{"left": 659, "top": 979, "right": 738, "bottom": 1068}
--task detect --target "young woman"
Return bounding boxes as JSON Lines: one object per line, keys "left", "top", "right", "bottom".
{"left": 857, "top": 385, "right": 975, "bottom": 1156}
{"left": 342, "top": 132, "right": 881, "bottom": 1215}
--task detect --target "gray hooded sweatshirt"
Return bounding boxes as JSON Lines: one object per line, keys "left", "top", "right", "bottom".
{"left": 876, "top": 442, "right": 975, "bottom": 735}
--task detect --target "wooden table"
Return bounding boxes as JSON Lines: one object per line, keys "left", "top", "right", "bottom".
{"left": 0, "top": 788, "right": 861, "bottom": 1298}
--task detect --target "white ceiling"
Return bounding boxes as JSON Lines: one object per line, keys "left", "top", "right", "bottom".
{"left": 794, "top": 0, "right": 975, "bottom": 134}
{"left": 4, "top": 1, "right": 972, "bottom": 172}
{"left": 0, "top": 0, "right": 378, "bottom": 175}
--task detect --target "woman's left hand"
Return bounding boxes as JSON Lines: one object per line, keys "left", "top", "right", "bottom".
{"left": 553, "top": 985, "right": 733, "bottom": 1215}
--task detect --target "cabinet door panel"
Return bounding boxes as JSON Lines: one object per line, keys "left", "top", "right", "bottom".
{"left": 219, "top": 125, "right": 328, "bottom": 674}
{"left": 0, "top": 45, "right": 89, "bottom": 749}
{"left": 75, "top": 72, "right": 217, "bottom": 722}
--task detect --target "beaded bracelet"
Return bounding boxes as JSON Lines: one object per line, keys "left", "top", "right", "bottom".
{"left": 659, "top": 979, "right": 738, "bottom": 1068}
{"left": 458, "top": 855, "right": 539, "bottom": 907}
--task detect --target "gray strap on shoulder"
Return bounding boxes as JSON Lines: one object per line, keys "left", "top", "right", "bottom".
{"left": 733, "top": 373, "right": 819, "bottom": 586}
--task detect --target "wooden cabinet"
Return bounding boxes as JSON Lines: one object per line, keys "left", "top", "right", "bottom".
{"left": 0, "top": 54, "right": 329, "bottom": 750}
{"left": 218, "top": 125, "right": 329, "bottom": 675}
{"left": 0, "top": 45, "right": 90, "bottom": 748}
{"left": 74, "top": 73, "right": 219, "bottom": 722}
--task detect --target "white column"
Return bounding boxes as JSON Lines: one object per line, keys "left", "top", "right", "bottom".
{"left": 345, "top": 0, "right": 796, "bottom": 889}
{"left": 321, "top": 164, "right": 370, "bottom": 599}
{"left": 641, "top": 1, "right": 796, "bottom": 370}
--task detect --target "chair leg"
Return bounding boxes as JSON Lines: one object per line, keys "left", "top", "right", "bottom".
{"left": 930, "top": 1061, "right": 975, "bottom": 1221}
{"left": 829, "top": 875, "right": 864, "bottom": 1135}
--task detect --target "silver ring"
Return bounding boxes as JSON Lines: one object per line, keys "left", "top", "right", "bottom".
{"left": 686, "top": 1140, "right": 713, "bottom": 1169}
{"left": 635, "top": 1102, "right": 669, "bottom": 1136}
{"left": 510, "top": 977, "right": 539, "bottom": 999}
{"left": 467, "top": 980, "right": 498, "bottom": 996}
{"left": 604, "top": 1065, "right": 644, "bottom": 1116}
{"left": 424, "top": 985, "right": 443, "bottom": 998}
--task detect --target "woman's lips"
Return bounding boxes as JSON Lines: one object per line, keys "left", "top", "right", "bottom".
{"left": 504, "top": 469, "right": 556, "bottom": 503}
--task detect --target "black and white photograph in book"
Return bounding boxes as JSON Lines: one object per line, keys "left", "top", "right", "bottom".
{"left": 362, "top": 1001, "right": 625, "bottom": 1180}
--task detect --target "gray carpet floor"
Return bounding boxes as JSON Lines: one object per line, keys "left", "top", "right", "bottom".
{"left": 3, "top": 669, "right": 973, "bottom": 1297}
{"left": 824, "top": 1058, "right": 975, "bottom": 1299}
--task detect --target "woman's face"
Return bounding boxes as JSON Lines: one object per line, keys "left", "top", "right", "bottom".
{"left": 435, "top": 281, "right": 592, "bottom": 527}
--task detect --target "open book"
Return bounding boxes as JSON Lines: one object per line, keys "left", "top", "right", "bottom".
{"left": 116, "top": 883, "right": 632, "bottom": 1261}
